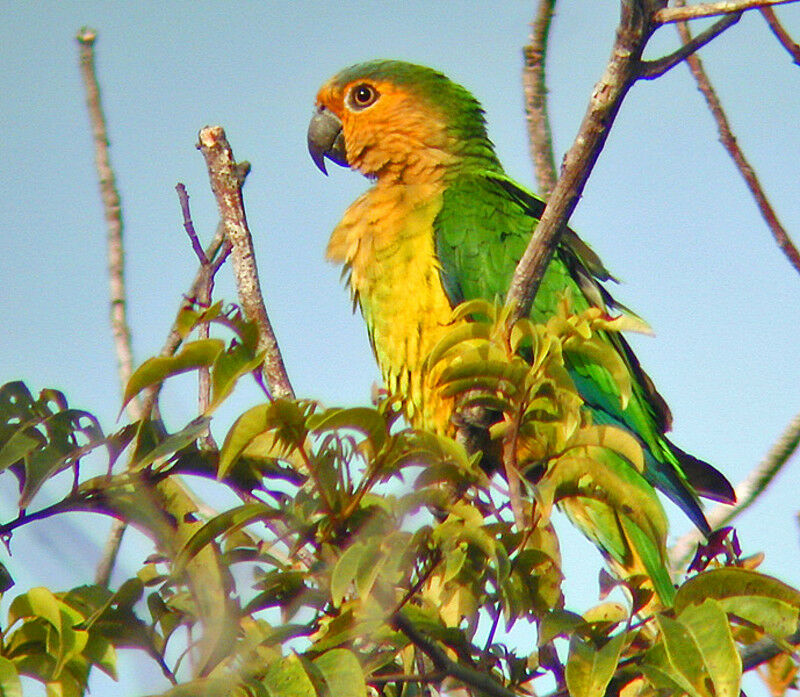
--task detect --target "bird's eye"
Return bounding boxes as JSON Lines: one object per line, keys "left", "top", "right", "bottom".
{"left": 349, "top": 83, "right": 379, "bottom": 109}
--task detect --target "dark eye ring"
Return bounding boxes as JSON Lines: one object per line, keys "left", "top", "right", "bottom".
{"left": 350, "top": 83, "right": 378, "bottom": 109}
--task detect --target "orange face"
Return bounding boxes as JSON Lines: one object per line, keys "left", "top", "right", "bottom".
{"left": 309, "top": 75, "right": 455, "bottom": 183}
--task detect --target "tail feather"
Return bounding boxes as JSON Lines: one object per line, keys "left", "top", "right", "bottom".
{"left": 642, "top": 448, "right": 712, "bottom": 537}
{"left": 671, "top": 443, "right": 736, "bottom": 504}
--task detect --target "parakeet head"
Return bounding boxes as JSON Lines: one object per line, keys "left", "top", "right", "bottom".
{"left": 308, "top": 60, "right": 501, "bottom": 182}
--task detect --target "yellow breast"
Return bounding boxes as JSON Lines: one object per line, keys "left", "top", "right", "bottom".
{"left": 326, "top": 182, "right": 458, "bottom": 432}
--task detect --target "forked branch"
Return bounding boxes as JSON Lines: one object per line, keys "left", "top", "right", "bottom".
{"left": 761, "top": 5, "right": 800, "bottom": 64}
{"left": 197, "top": 126, "right": 295, "bottom": 399}
{"left": 506, "top": 3, "right": 655, "bottom": 320}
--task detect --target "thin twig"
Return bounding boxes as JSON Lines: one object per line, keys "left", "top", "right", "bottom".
{"left": 177, "top": 183, "right": 208, "bottom": 265}
{"left": 670, "top": 409, "right": 800, "bottom": 566}
{"left": 176, "top": 184, "right": 216, "bottom": 442}
{"left": 391, "top": 612, "right": 519, "bottom": 697}
{"left": 197, "top": 126, "right": 295, "bottom": 399}
{"left": 522, "top": 0, "right": 558, "bottom": 197}
{"left": 655, "top": 0, "right": 798, "bottom": 24}
{"left": 369, "top": 671, "right": 447, "bottom": 685}
{"left": 176, "top": 186, "right": 210, "bottom": 410}
{"left": 139, "top": 227, "right": 232, "bottom": 417}
{"left": 676, "top": 16, "right": 800, "bottom": 276}
{"left": 761, "top": 5, "right": 800, "bottom": 64}
{"left": 639, "top": 12, "right": 742, "bottom": 79}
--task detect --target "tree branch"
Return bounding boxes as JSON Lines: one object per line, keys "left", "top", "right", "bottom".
{"left": 177, "top": 183, "right": 208, "bottom": 265}
{"left": 670, "top": 409, "right": 800, "bottom": 566}
{"left": 522, "top": 0, "right": 559, "bottom": 197}
{"left": 76, "top": 28, "right": 141, "bottom": 588}
{"left": 139, "top": 227, "right": 231, "bottom": 417}
{"left": 506, "top": 2, "right": 655, "bottom": 321}
{"left": 741, "top": 624, "right": 800, "bottom": 672}
{"left": 76, "top": 29, "right": 141, "bottom": 423}
{"left": 654, "top": 0, "right": 798, "bottom": 24}
{"left": 196, "top": 126, "right": 294, "bottom": 399}
{"left": 639, "top": 11, "right": 741, "bottom": 79}
{"left": 176, "top": 184, "right": 217, "bottom": 445}
{"left": 676, "top": 16, "right": 800, "bottom": 276}
{"left": 391, "top": 612, "right": 519, "bottom": 697}
{"left": 761, "top": 5, "right": 800, "bottom": 64}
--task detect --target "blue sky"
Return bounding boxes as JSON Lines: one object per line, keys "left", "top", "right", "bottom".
{"left": 2, "top": 2, "right": 799, "bottom": 694}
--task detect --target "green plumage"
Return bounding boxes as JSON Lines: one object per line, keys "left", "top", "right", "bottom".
{"left": 434, "top": 168, "right": 732, "bottom": 535}
{"left": 312, "top": 59, "right": 735, "bottom": 606}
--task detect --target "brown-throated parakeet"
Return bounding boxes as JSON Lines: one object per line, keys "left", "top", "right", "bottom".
{"left": 308, "top": 60, "right": 735, "bottom": 605}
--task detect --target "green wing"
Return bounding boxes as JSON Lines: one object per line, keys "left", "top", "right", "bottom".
{"left": 433, "top": 171, "right": 734, "bottom": 534}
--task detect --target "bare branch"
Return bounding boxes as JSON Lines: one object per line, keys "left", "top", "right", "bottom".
{"left": 522, "top": 0, "right": 558, "bottom": 196}
{"left": 76, "top": 29, "right": 142, "bottom": 423}
{"left": 139, "top": 228, "right": 232, "bottom": 417}
{"left": 655, "top": 0, "right": 798, "bottom": 24}
{"left": 506, "top": 3, "right": 655, "bottom": 320}
{"left": 741, "top": 624, "right": 800, "bottom": 671}
{"left": 197, "top": 126, "right": 294, "bottom": 399}
{"left": 670, "top": 409, "right": 800, "bottom": 566}
{"left": 676, "top": 18, "right": 800, "bottom": 276}
{"left": 761, "top": 5, "right": 800, "bottom": 64}
{"left": 176, "top": 183, "right": 208, "bottom": 265}
{"left": 175, "top": 184, "right": 216, "bottom": 436}
{"left": 639, "top": 11, "right": 741, "bottom": 79}
{"left": 94, "top": 518, "right": 125, "bottom": 586}
{"left": 391, "top": 612, "right": 519, "bottom": 697}
{"left": 76, "top": 28, "right": 140, "bottom": 588}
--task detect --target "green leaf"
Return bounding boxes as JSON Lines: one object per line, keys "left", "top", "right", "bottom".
{"left": 308, "top": 407, "right": 387, "bottom": 453}
{"left": 331, "top": 543, "right": 367, "bottom": 608}
{"left": 130, "top": 417, "right": 211, "bottom": 470}
{"left": 538, "top": 609, "right": 587, "bottom": 646}
{"left": 0, "top": 562, "right": 14, "bottom": 593}
{"left": 209, "top": 344, "right": 265, "bottom": 413}
{"left": 678, "top": 599, "right": 741, "bottom": 697}
{"left": 262, "top": 654, "right": 317, "bottom": 697}
{"left": 0, "top": 428, "right": 43, "bottom": 472}
{"left": 565, "top": 632, "right": 625, "bottom": 697}
{"left": 77, "top": 579, "right": 143, "bottom": 631}
{"left": 568, "top": 425, "right": 644, "bottom": 473}
{"left": 675, "top": 568, "right": 800, "bottom": 637}
{"left": 174, "top": 503, "right": 280, "bottom": 574}
{"left": 123, "top": 339, "right": 225, "bottom": 408}
{"left": 51, "top": 610, "right": 89, "bottom": 676}
{"left": 443, "top": 542, "right": 468, "bottom": 583}
{"left": 81, "top": 634, "right": 117, "bottom": 680}
{"left": 539, "top": 451, "right": 667, "bottom": 560}
{"left": 219, "top": 400, "right": 310, "bottom": 479}
{"left": 314, "top": 648, "right": 366, "bottom": 697}
{"left": 9, "top": 587, "right": 64, "bottom": 633}
{"left": 649, "top": 613, "right": 711, "bottom": 697}
{"left": 424, "top": 321, "right": 492, "bottom": 372}
{"left": 0, "top": 657, "right": 22, "bottom": 697}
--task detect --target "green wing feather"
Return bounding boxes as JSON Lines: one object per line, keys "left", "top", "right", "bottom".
{"left": 433, "top": 171, "right": 734, "bottom": 536}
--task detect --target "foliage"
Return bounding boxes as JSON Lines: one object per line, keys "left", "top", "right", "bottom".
{"left": 0, "top": 302, "right": 797, "bottom": 696}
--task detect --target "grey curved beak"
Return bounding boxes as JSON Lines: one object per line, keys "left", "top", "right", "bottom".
{"left": 307, "top": 106, "right": 348, "bottom": 175}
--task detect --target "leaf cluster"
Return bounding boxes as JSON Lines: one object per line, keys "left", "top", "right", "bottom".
{"left": 0, "top": 301, "right": 796, "bottom": 696}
